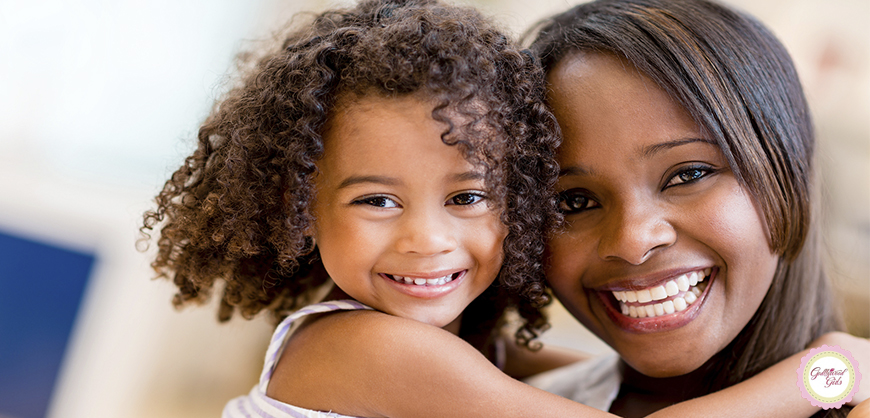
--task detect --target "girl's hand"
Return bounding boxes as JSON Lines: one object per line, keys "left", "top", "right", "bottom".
{"left": 848, "top": 398, "right": 870, "bottom": 417}
{"left": 809, "top": 332, "right": 870, "bottom": 406}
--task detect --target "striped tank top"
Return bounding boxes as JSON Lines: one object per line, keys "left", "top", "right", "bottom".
{"left": 222, "top": 300, "right": 373, "bottom": 418}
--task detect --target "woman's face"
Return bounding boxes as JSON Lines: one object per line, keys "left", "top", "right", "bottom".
{"left": 545, "top": 52, "right": 779, "bottom": 377}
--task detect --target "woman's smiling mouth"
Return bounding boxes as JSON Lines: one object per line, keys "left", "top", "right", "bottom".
{"left": 597, "top": 268, "right": 716, "bottom": 333}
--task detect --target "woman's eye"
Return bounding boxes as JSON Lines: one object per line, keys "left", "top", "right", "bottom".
{"left": 558, "top": 190, "right": 599, "bottom": 214}
{"left": 353, "top": 196, "right": 399, "bottom": 208}
{"left": 447, "top": 192, "right": 485, "bottom": 206}
{"left": 665, "top": 165, "right": 714, "bottom": 188}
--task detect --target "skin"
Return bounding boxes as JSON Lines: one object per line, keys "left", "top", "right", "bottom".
{"left": 544, "top": 51, "right": 780, "bottom": 406}
{"left": 310, "top": 94, "right": 506, "bottom": 332}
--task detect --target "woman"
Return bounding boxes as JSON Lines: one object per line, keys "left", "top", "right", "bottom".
{"left": 527, "top": 0, "right": 866, "bottom": 416}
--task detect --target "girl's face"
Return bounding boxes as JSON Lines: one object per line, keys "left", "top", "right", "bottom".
{"left": 312, "top": 94, "right": 506, "bottom": 331}
{"left": 545, "top": 52, "right": 779, "bottom": 377}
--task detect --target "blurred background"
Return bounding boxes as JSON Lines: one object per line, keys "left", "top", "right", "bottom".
{"left": 0, "top": 0, "right": 866, "bottom": 417}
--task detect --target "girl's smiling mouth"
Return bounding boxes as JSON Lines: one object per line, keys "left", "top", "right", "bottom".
{"left": 378, "top": 270, "right": 468, "bottom": 299}
{"left": 381, "top": 271, "right": 464, "bottom": 286}
{"left": 596, "top": 268, "right": 717, "bottom": 333}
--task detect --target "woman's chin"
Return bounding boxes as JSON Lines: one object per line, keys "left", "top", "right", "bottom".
{"left": 616, "top": 346, "right": 712, "bottom": 379}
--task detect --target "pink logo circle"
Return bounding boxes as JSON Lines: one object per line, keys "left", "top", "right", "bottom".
{"left": 796, "top": 344, "right": 862, "bottom": 409}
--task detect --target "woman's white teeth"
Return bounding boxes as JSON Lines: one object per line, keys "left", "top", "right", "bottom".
{"left": 636, "top": 289, "right": 652, "bottom": 303}
{"left": 612, "top": 269, "right": 711, "bottom": 318}
{"left": 391, "top": 274, "right": 454, "bottom": 286}
{"left": 676, "top": 275, "right": 690, "bottom": 292}
{"left": 613, "top": 270, "right": 708, "bottom": 304}
{"left": 620, "top": 296, "right": 692, "bottom": 318}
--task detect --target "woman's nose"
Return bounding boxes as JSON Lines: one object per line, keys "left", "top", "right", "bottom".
{"left": 597, "top": 202, "right": 676, "bottom": 265}
{"left": 393, "top": 207, "right": 458, "bottom": 256}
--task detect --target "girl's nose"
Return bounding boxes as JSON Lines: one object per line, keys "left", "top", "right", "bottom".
{"left": 394, "top": 207, "right": 459, "bottom": 256}
{"left": 597, "top": 202, "right": 676, "bottom": 265}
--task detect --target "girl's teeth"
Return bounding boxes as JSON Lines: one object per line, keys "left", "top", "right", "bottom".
{"left": 684, "top": 291, "right": 697, "bottom": 304}
{"left": 391, "top": 274, "right": 454, "bottom": 286}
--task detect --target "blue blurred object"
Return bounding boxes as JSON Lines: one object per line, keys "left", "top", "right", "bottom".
{"left": 0, "top": 230, "right": 95, "bottom": 418}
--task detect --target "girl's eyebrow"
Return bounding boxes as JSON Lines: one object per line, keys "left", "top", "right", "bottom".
{"left": 641, "top": 137, "right": 716, "bottom": 158}
{"left": 336, "top": 171, "right": 483, "bottom": 189}
{"left": 451, "top": 171, "right": 485, "bottom": 182}
{"left": 337, "top": 175, "right": 400, "bottom": 189}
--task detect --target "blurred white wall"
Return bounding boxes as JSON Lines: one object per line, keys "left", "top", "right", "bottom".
{"left": 0, "top": 1, "right": 866, "bottom": 417}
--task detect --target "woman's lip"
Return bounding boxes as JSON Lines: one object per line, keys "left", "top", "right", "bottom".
{"left": 380, "top": 270, "right": 466, "bottom": 299}
{"left": 595, "top": 269, "right": 717, "bottom": 333}
{"left": 598, "top": 266, "right": 713, "bottom": 291}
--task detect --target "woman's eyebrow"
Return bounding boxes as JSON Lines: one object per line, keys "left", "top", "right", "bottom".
{"left": 641, "top": 137, "right": 716, "bottom": 159}
{"left": 337, "top": 175, "right": 400, "bottom": 189}
{"left": 558, "top": 166, "right": 591, "bottom": 177}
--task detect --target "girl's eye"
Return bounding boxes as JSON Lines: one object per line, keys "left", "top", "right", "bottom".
{"left": 352, "top": 196, "right": 399, "bottom": 208}
{"left": 665, "top": 165, "right": 714, "bottom": 188}
{"left": 447, "top": 192, "right": 485, "bottom": 206}
{"left": 558, "top": 189, "right": 599, "bottom": 214}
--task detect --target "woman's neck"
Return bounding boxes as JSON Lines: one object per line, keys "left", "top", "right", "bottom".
{"left": 609, "top": 359, "right": 713, "bottom": 418}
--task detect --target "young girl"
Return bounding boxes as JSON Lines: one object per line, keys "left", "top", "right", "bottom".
{"left": 141, "top": 0, "right": 864, "bottom": 417}
{"left": 528, "top": 0, "right": 868, "bottom": 416}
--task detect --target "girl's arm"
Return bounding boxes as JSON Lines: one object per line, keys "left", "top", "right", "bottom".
{"left": 270, "top": 311, "right": 868, "bottom": 418}
{"left": 503, "top": 337, "right": 591, "bottom": 380}
{"left": 648, "top": 331, "right": 870, "bottom": 417}
{"left": 268, "top": 309, "right": 619, "bottom": 418}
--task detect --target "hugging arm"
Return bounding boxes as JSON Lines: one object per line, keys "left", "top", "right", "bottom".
{"left": 647, "top": 332, "right": 869, "bottom": 417}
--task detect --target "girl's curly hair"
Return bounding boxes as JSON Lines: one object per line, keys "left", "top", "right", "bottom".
{"left": 141, "top": 0, "right": 561, "bottom": 355}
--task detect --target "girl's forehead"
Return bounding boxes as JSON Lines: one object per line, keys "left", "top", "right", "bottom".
{"left": 326, "top": 92, "right": 504, "bottom": 154}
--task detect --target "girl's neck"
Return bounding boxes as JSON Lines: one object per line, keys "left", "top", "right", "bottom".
{"left": 609, "top": 359, "right": 712, "bottom": 418}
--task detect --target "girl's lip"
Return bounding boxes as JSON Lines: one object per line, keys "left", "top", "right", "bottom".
{"left": 595, "top": 268, "right": 717, "bottom": 333}
{"left": 380, "top": 270, "right": 467, "bottom": 299}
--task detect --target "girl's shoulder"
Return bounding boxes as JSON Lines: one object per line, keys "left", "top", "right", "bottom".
{"left": 266, "top": 307, "right": 494, "bottom": 417}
